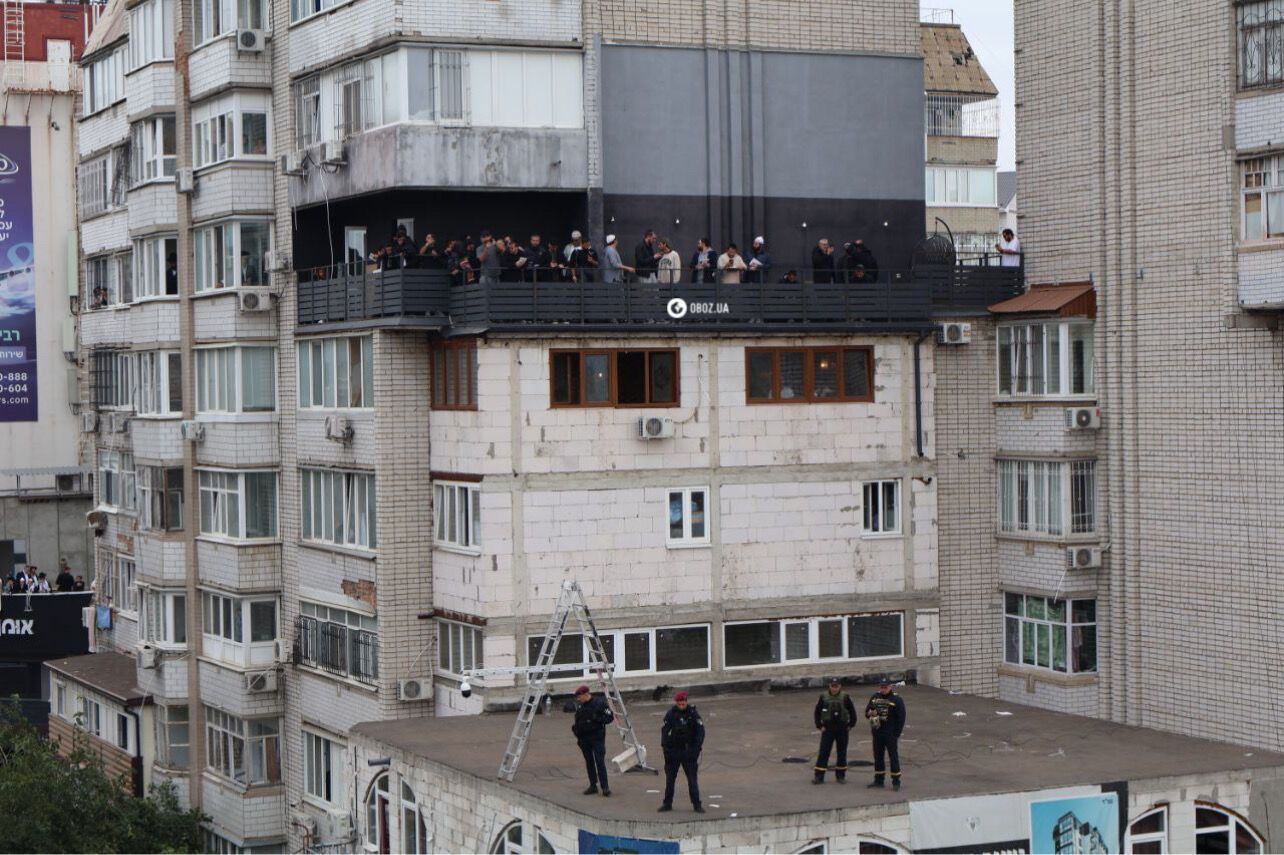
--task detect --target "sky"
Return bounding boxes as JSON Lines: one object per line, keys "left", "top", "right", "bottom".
{"left": 923, "top": 0, "right": 1016, "bottom": 171}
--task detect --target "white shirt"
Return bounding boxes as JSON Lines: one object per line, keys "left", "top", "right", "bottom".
{"left": 998, "top": 236, "right": 1022, "bottom": 267}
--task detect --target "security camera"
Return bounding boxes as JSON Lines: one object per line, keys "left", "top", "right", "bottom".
{"left": 460, "top": 678, "right": 472, "bottom": 698}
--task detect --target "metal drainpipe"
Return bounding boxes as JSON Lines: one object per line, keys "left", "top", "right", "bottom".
{"left": 913, "top": 329, "right": 933, "bottom": 458}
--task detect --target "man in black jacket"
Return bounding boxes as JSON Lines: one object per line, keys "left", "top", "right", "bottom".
{"left": 658, "top": 690, "right": 705, "bottom": 813}
{"left": 812, "top": 678, "right": 858, "bottom": 784}
{"left": 850, "top": 239, "right": 879, "bottom": 283}
{"left": 634, "top": 230, "right": 660, "bottom": 281}
{"left": 864, "top": 679, "right": 907, "bottom": 789}
{"left": 690, "top": 238, "right": 716, "bottom": 283}
{"left": 811, "top": 238, "right": 836, "bottom": 283}
{"left": 571, "top": 685, "right": 614, "bottom": 796}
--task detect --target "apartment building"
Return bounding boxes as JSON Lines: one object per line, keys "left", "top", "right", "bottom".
{"left": 920, "top": 13, "right": 1001, "bottom": 262}
{"left": 935, "top": 0, "right": 1284, "bottom": 748}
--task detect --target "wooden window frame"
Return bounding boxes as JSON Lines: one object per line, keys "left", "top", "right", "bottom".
{"left": 744, "top": 346, "right": 875, "bottom": 404}
{"left": 549, "top": 348, "right": 681, "bottom": 409}
{"left": 430, "top": 339, "right": 478, "bottom": 411}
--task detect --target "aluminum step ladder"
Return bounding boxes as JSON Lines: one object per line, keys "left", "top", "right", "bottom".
{"left": 497, "top": 580, "right": 653, "bottom": 781}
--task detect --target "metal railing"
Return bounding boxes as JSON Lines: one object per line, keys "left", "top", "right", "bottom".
{"left": 921, "top": 7, "right": 956, "bottom": 24}
{"left": 925, "top": 95, "right": 1000, "bottom": 139}
{"left": 296, "top": 615, "right": 379, "bottom": 684}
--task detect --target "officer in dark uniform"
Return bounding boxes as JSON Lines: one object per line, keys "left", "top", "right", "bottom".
{"left": 864, "top": 679, "right": 907, "bottom": 789}
{"left": 571, "top": 684, "right": 614, "bottom": 796}
{"left": 658, "top": 690, "right": 705, "bottom": 813}
{"left": 813, "top": 677, "right": 858, "bottom": 784}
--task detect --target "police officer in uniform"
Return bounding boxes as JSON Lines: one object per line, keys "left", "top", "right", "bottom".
{"left": 813, "top": 677, "right": 858, "bottom": 784}
{"left": 864, "top": 679, "right": 907, "bottom": 789}
{"left": 658, "top": 690, "right": 705, "bottom": 813}
{"left": 571, "top": 684, "right": 614, "bottom": 796}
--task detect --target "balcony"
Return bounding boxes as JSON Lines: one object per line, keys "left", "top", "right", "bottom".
{"left": 296, "top": 264, "right": 1023, "bottom": 333}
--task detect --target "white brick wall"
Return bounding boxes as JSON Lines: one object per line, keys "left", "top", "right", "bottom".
{"left": 80, "top": 306, "right": 132, "bottom": 347}
{"left": 195, "top": 420, "right": 280, "bottom": 467}
{"left": 1237, "top": 248, "right": 1284, "bottom": 307}
{"left": 130, "top": 418, "right": 184, "bottom": 463}
{"left": 136, "top": 532, "right": 188, "bottom": 587}
{"left": 191, "top": 163, "right": 276, "bottom": 221}
{"left": 129, "top": 299, "right": 182, "bottom": 343}
{"left": 123, "top": 62, "right": 176, "bottom": 119}
{"left": 78, "top": 104, "right": 129, "bottom": 158}
{"left": 200, "top": 659, "right": 284, "bottom": 718}
{"left": 196, "top": 540, "right": 283, "bottom": 592}
{"left": 81, "top": 210, "right": 130, "bottom": 256}
{"left": 202, "top": 773, "right": 286, "bottom": 846}
{"left": 136, "top": 652, "right": 189, "bottom": 699}
{"left": 191, "top": 292, "right": 280, "bottom": 340}
{"left": 126, "top": 182, "right": 179, "bottom": 234}
{"left": 1234, "top": 90, "right": 1284, "bottom": 150}
{"left": 188, "top": 37, "right": 272, "bottom": 102}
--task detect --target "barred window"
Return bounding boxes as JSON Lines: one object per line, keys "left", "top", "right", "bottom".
{"left": 997, "top": 459, "right": 1096, "bottom": 537}
{"left": 295, "top": 75, "right": 321, "bottom": 147}
{"left": 78, "top": 156, "right": 111, "bottom": 218}
{"left": 298, "top": 602, "right": 379, "bottom": 683}
{"left": 90, "top": 349, "right": 136, "bottom": 407}
{"left": 1239, "top": 1, "right": 1284, "bottom": 89}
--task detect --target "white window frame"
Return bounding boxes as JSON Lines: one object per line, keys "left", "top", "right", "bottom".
{"left": 193, "top": 91, "right": 272, "bottom": 168}
{"left": 128, "top": 0, "right": 174, "bottom": 69}
{"left": 205, "top": 706, "right": 281, "bottom": 786}
{"left": 301, "top": 468, "right": 377, "bottom": 550}
{"left": 136, "top": 350, "right": 182, "bottom": 416}
{"left": 1125, "top": 805, "right": 1168, "bottom": 854}
{"left": 997, "top": 458, "right": 1096, "bottom": 537}
{"left": 55, "top": 681, "right": 66, "bottom": 717}
{"left": 526, "top": 623, "right": 712, "bottom": 681}
{"left": 1193, "top": 804, "right": 1264, "bottom": 855}
{"left": 489, "top": 820, "right": 555, "bottom": 855}
{"left": 302, "top": 728, "right": 343, "bottom": 806}
{"left": 195, "top": 346, "right": 277, "bottom": 414}
{"left": 295, "top": 75, "right": 322, "bottom": 147}
{"left": 141, "top": 587, "right": 187, "bottom": 647}
{"left": 723, "top": 612, "right": 905, "bottom": 669}
{"left": 434, "top": 481, "right": 480, "bottom": 553}
{"left": 1241, "top": 155, "right": 1284, "bottom": 243}
{"left": 78, "top": 156, "right": 112, "bottom": 218}
{"left": 298, "top": 335, "right": 375, "bottom": 409}
{"left": 133, "top": 235, "right": 179, "bottom": 300}
{"left": 297, "top": 601, "right": 379, "bottom": 684}
{"left": 193, "top": 219, "right": 273, "bottom": 290}
{"left": 436, "top": 619, "right": 483, "bottom": 677}
{"left": 129, "top": 115, "right": 176, "bottom": 185}
{"left": 201, "top": 591, "right": 279, "bottom": 667}
{"left": 194, "top": 0, "right": 267, "bottom": 46}
{"left": 861, "top": 479, "right": 901, "bottom": 536}
{"left": 401, "top": 781, "right": 429, "bottom": 854}
{"left": 996, "top": 320, "right": 1095, "bottom": 399}
{"left": 925, "top": 165, "right": 997, "bottom": 207}
{"left": 665, "top": 486, "right": 710, "bottom": 548}
{"left": 1003, "top": 593, "right": 1097, "bottom": 675}
{"left": 197, "top": 468, "right": 279, "bottom": 541}
{"left": 78, "top": 695, "right": 103, "bottom": 736}
{"left": 155, "top": 703, "right": 190, "bottom": 769}
{"left": 139, "top": 465, "right": 184, "bottom": 531}
{"left": 97, "top": 451, "right": 137, "bottom": 511}
{"left": 84, "top": 46, "right": 125, "bottom": 115}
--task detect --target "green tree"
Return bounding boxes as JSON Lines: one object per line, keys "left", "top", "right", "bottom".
{"left": 0, "top": 703, "right": 207, "bottom": 853}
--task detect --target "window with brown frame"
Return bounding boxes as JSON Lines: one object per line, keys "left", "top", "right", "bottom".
{"left": 550, "top": 349, "right": 679, "bottom": 407}
{"left": 745, "top": 346, "right": 874, "bottom": 403}
{"left": 431, "top": 341, "right": 478, "bottom": 410}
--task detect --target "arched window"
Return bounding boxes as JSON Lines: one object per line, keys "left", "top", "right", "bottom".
{"left": 364, "top": 772, "right": 391, "bottom": 854}
{"left": 400, "top": 781, "right": 429, "bottom": 854}
{"left": 855, "top": 838, "right": 905, "bottom": 854}
{"left": 490, "top": 820, "right": 556, "bottom": 854}
{"left": 1126, "top": 806, "right": 1168, "bottom": 853}
{"left": 1194, "top": 803, "right": 1264, "bottom": 854}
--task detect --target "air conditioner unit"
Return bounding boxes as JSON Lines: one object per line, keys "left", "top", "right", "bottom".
{"left": 398, "top": 677, "right": 429, "bottom": 702}
{"left": 245, "top": 670, "right": 278, "bottom": 693}
{"left": 56, "top": 473, "right": 81, "bottom": 493}
{"left": 322, "top": 140, "right": 346, "bottom": 166}
{"left": 324, "top": 415, "right": 353, "bottom": 443}
{"left": 274, "top": 638, "right": 292, "bottom": 664}
{"left": 939, "top": 322, "right": 972, "bottom": 345}
{"left": 324, "top": 809, "right": 354, "bottom": 843}
{"left": 236, "top": 28, "right": 265, "bottom": 52}
{"left": 638, "top": 416, "right": 675, "bottom": 440}
{"left": 81, "top": 411, "right": 99, "bottom": 433}
{"left": 1065, "top": 406, "right": 1101, "bottom": 430}
{"left": 238, "top": 290, "right": 272, "bottom": 312}
{"left": 86, "top": 510, "right": 107, "bottom": 532}
{"left": 138, "top": 645, "right": 157, "bottom": 669}
{"left": 1066, "top": 546, "right": 1103, "bottom": 570}
{"left": 176, "top": 167, "right": 194, "bottom": 194}
{"left": 290, "top": 813, "right": 317, "bottom": 837}
{"left": 110, "top": 412, "right": 130, "bottom": 433}
{"left": 179, "top": 420, "right": 205, "bottom": 442}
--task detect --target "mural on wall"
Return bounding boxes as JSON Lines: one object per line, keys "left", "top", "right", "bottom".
{"left": 1029, "top": 793, "right": 1119, "bottom": 855}
{"left": 577, "top": 830, "right": 680, "bottom": 854}
{"left": 0, "top": 126, "right": 36, "bottom": 422}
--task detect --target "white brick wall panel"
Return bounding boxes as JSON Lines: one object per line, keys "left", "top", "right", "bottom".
{"left": 295, "top": 409, "right": 378, "bottom": 468}
{"left": 130, "top": 418, "right": 184, "bottom": 463}
{"left": 129, "top": 299, "right": 182, "bottom": 345}
{"left": 196, "top": 540, "right": 283, "bottom": 592}
{"left": 199, "top": 659, "right": 285, "bottom": 718}
{"left": 78, "top": 106, "right": 129, "bottom": 158}
{"left": 401, "top": 0, "right": 581, "bottom": 46}
{"left": 126, "top": 183, "right": 179, "bottom": 234}
{"left": 136, "top": 653, "right": 188, "bottom": 698}
{"left": 998, "top": 673, "right": 1098, "bottom": 717}
{"left": 188, "top": 37, "right": 272, "bottom": 102}
{"left": 295, "top": 670, "right": 382, "bottom": 733}
{"left": 191, "top": 163, "right": 276, "bottom": 221}
{"left": 1235, "top": 90, "right": 1284, "bottom": 151}
{"left": 80, "top": 210, "right": 130, "bottom": 256}
{"left": 80, "top": 307, "right": 133, "bottom": 347}
{"left": 293, "top": 546, "right": 377, "bottom": 595}
{"left": 136, "top": 532, "right": 189, "bottom": 587}
{"left": 123, "top": 62, "right": 177, "bottom": 119}
{"left": 1236, "top": 248, "right": 1284, "bottom": 307}
{"left": 195, "top": 420, "right": 280, "bottom": 467}
{"left": 202, "top": 774, "right": 286, "bottom": 846}
{"left": 192, "top": 293, "right": 280, "bottom": 340}
{"left": 994, "top": 406, "right": 1100, "bottom": 456}
{"left": 286, "top": 0, "right": 397, "bottom": 76}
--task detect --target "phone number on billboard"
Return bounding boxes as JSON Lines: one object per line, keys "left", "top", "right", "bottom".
{"left": 1, "top": 383, "right": 30, "bottom": 393}
{"left": 0, "top": 373, "right": 28, "bottom": 382}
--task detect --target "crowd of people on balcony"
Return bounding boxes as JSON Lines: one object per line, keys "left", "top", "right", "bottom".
{"left": 356, "top": 225, "right": 899, "bottom": 287}
{"left": 3, "top": 559, "right": 86, "bottom": 594}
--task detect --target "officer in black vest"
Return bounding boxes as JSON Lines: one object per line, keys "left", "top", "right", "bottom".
{"left": 813, "top": 677, "right": 858, "bottom": 783}
{"left": 864, "top": 679, "right": 907, "bottom": 789}
{"left": 658, "top": 690, "right": 705, "bottom": 813}
{"left": 571, "top": 684, "right": 614, "bottom": 796}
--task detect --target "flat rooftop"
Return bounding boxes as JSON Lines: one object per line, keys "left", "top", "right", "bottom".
{"left": 353, "top": 685, "right": 1284, "bottom": 822}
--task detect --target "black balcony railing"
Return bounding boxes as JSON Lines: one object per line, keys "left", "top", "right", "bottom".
{"left": 296, "top": 263, "right": 1023, "bottom": 330}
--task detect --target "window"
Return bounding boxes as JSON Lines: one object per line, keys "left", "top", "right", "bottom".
{"left": 295, "top": 75, "right": 321, "bottom": 146}
{"left": 997, "top": 459, "right": 1096, "bottom": 536}
{"left": 431, "top": 49, "right": 466, "bottom": 122}
{"left": 133, "top": 237, "right": 178, "bottom": 299}
{"left": 115, "top": 712, "right": 130, "bottom": 750}
{"left": 90, "top": 349, "right": 136, "bottom": 407}
{"left": 1241, "top": 155, "right": 1284, "bottom": 242}
{"left": 97, "top": 452, "right": 136, "bottom": 511}
{"left": 1126, "top": 806, "right": 1168, "bottom": 854}
{"left": 194, "top": 220, "right": 272, "bottom": 289}
{"left": 301, "top": 468, "right": 377, "bottom": 549}
{"left": 55, "top": 682, "right": 65, "bottom": 717}
{"left": 1003, "top": 594, "right": 1096, "bottom": 674}
{"left": 550, "top": 349, "right": 679, "bottom": 407}
{"left": 139, "top": 466, "right": 184, "bottom": 531}
{"left": 203, "top": 830, "right": 245, "bottom": 855}
{"left": 466, "top": 49, "right": 583, "bottom": 129}
{"left": 155, "top": 704, "right": 189, "bottom": 769}
{"left": 205, "top": 707, "right": 281, "bottom": 785}
{"left": 724, "top": 613, "right": 903, "bottom": 668}
{"left": 437, "top": 620, "right": 483, "bottom": 675}
{"left": 746, "top": 347, "right": 873, "bottom": 403}
{"left": 128, "top": 0, "right": 174, "bottom": 69}
{"left": 1238, "top": 1, "right": 1284, "bottom": 89}
{"left": 141, "top": 587, "right": 187, "bottom": 645}
{"left": 431, "top": 341, "right": 478, "bottom": 410}
{"left": 434, "top": 481, "right": 480, "bottom": 551}
{"left": 365, "top": 773, "right": 392, "bottom": 854}
{"left": 129, "top": 116, "right": 176, "bottom": 184}
{"left": 137, "top": 351, "right": 182, "bottom": 415}
{"left": 862, "top": 480, "right": 900, "bottom": 535}
{"left": 78, "top": 696, "right": 102, "bottom": 736}
{"left": 401, "top": 782, "right": 429, "bottom": 854}
{"left": 925, "top": 166, "right": 997, "bottom": 206}
{"left": 198, "top": 469, "right": 278, "bottom": 539}
{"left": 194, "top": 0, "right": 265, "bottom": 45}
{"left": 303, "top": 730, "right": 342, "bottom": 804}
{"left": 84, "top": 47, "right": 125, "bottom": 114}
{"left": 202, "top": 592, "right": 278, "bottom": 665}
{"left": 527, "top": 624, "right": 710, "bottom": 678}
{"left": 110, "top": 555, "right": 137, "bottom": 613}
{"left": 297, "top": 602, "right": 379, "bottom": 683}
{"left": 78, "top": 155, "right": 111, "bottom": 218}
{"left": 666, "top": 487, "right": 709, "bottom": 547}
{"left": 490, "top": 821, "right": 556, "bottom": 855}
{"left": 196, "top": 346, "right": 276, "bottom": 413}
{"left": 997, "top": 321, "right": 1095, "bottom": 397}
{"left": 298, "top": 336, "right": 374, "bottom": 408}
{"left": 924, "top": 94, "right": 999, "bottom": 138}
{"left": 1194, "top": 804, "right": 1264, "bottom": 854}
{"left": 335, "top": 61, "right": 373, "bottom": 138}
{"left": 193, "top": 93, "right": 271, "bottom": 167}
